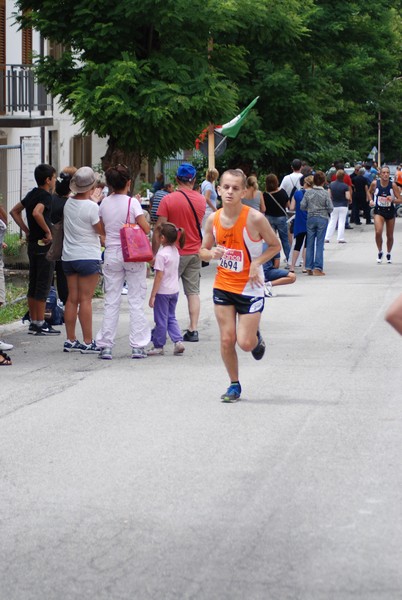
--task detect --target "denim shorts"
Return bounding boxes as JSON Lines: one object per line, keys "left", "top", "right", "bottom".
{"left": 62, "top": 259, "right": 101, "bottom": 276}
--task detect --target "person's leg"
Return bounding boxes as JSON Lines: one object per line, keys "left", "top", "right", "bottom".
{"left": 325, "top": 208, "right": 338, "bottom": 241}
{"left": 166, "top": 293, "right": 183, "bottom": 343}
{"left": 275, "top": 216, "right": 291, "bottom": 261}
{"left": 270, "top": 271, "right": 296, "bottom": 287}
{"left": 374, "top": 214, "right": 384, "bottom": 252}
{"left": 337, "top": 207, "right": 348, "bottom": 241}
{"left": 385, "top": 218, "right": 395, "bottom": 253}
{"left": 237, "top": 311, "right": 262, "bottom": 351}
{"left": 385, "top": 293, "right": 402, "bottom": 334}
{"left": 55, "top": 260, "right": 68, "bottom": 304}
{"left": 96, "top": 248, "right": 125, "bottom": 348}
{"left": 77, "top": 274, "right": 99, "bottom": 344}
{"left": 31, "top": 253, "right": 55, "bottom": 323}
{"left": 64, "top": 274, "right": 79, "bottom": 341}
{"left": 180, "top": 255, "right": 201, "bottom": 334}
{"left": 151, "top": 293, "right": 169, "bottom": 348}
{"left": 187, "top": 294, "right": 200, "bottom": 332}
{"left": 214, "top": 304, "right": 239, "bottom": 382}
{"left": 351, "top": 195, "right": 361, "bottom": 224}
{"left": 305, "top": 218, "right": 316, "bottom": 272}
{"left": 363, "top": 200, "right": 372, "bottom": 224}
{"left": 314, "top": 218, "right": 327, "bottom": 271}
{"left": 125, "top": 263, "right": 151, "bottom": 348}
{"left": 291, "top": 233, "right": 304, "bottom": 270}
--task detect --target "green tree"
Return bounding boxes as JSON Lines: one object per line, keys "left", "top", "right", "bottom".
{"left": 15, "top": 0, "right": 248, "bottom": 178}
{"left": 217, "top": 0, "right": 402, "bottom": 173}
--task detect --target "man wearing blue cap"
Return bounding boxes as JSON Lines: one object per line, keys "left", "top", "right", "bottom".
{"left": 153, "top": 163, "right": 206, "bottom": 341}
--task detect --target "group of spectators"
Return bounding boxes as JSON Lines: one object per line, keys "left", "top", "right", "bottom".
{"left": 1, "top": 156, "right": 402, "bottom": 376}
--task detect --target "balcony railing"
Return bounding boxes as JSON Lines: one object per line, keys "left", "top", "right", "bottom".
{"left": 0, "top": 64, "right": 53, "bottom": 116}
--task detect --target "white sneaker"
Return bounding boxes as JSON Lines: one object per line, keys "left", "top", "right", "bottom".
{"left": 377, "top": 251, "right": 383, "bottom": 263}
{"left": 0, "top": 340, "right": 13, "bottom": 351}
{"left": 121, "top": 286, "right": 128, "bottom": 295}
{"left": 264, "top": 282, "right": 275, "bottom": 298}
{"left": 146, "top": 345, "right": 164, "bottom": 356}
{"left": 387, "top": 253, "right": 392, "bottom": 264}
{"left": 173, "top": 341, "right": 185, "bottom": 355}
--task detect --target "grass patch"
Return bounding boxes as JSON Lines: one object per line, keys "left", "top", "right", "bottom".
{"left": 0, "top": 283, "right": 28, "bottom": 325}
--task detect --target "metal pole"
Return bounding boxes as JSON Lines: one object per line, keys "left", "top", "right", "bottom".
{"left": 208, "top": 123, "right": 215, "bottom": 170}
{"left": 377, "top": 111, "right": 381, "bottom": 167}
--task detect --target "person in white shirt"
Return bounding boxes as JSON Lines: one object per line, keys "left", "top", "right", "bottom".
{"left": 280, "top": 158, "right": 303, "bottom": 200}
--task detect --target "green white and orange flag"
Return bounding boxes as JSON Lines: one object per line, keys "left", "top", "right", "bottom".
{"left": 214, "top": 96, "right": 259, "bottom": 139}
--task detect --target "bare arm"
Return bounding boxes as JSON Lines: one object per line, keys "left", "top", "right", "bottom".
{"left": 32, "top": 203, "right": 52, "bottom": 244}
{"left": 392, "top": 183, "right": 402, "bottom": 204}
{"left": 204, "top": 189, "right": 216, "bottom": 212}
{"left": 259, "top": 191, "right": 266, "bottom": 213}
{"left": 10, "top": 202, "right": 29, "bottom": 237}
{"left": 368, "top": 181, "right": 376, "bottom": 205}
{"left": 93, "top": 221, "right": 103, "bottom": 236}
{"left": 199, "top": 213, "right": 217, "bottom": 261}
{"left": 152, "top": 215, "right": 167, "bottom": 254}
{"left": 136, "top": 213, "right": 150, "bottom": 235}
{"left": 149, "top": 270, "right": 164, "bottom": 308}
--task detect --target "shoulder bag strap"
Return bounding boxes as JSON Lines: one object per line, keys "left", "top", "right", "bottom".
{"left": 178, "top": 190, "right": 203, "bottom": 242}
{"left": 267, "top": 192, "right": 288, "bottom": 218}
{"left": 125, "top": 196, "right": 132, "bottom": 224}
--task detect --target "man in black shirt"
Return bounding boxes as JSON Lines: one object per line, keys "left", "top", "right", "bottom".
{"left": 10, "top": 163, "right": 60, "bottom": 335}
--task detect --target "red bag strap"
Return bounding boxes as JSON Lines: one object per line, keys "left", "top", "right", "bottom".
{"left": 125, "top": 196, "right": 132, "bottom": 224}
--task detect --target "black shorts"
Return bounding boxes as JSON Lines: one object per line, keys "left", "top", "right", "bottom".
{"left": 374, "top": 206, "right": 395, "bottom": 220}
{"left": 213, "top": 288, "right": 265, "bottom": 315}
{"left": 27, "top": 243, "right": 54, "bottom": 301}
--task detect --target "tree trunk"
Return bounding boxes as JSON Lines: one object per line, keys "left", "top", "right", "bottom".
{"left": 101, "top": 137, "right": 142, "bottom": 193}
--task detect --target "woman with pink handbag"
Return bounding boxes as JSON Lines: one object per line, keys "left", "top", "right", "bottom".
{"left": 95, "top": 164, "right": 151, "bottom": 359}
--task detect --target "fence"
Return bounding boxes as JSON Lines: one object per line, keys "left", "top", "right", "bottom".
{"left": 0, "top": 65, "right": 52, "bottom": 115}
{"left": 0, "top": 145, "right": 22, "bottom": 234}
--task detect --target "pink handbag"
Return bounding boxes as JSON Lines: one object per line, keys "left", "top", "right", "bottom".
{"left": 120, "top": 197, "right": 153, "bottom": 262}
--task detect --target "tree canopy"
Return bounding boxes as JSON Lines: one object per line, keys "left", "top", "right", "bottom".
{"left": 16, "top": 0, "right": 402, "bottom": 175}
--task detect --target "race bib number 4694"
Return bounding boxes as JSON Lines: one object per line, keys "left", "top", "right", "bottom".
{"left": 219, "top": 249, "right": 244, "bottom": 272}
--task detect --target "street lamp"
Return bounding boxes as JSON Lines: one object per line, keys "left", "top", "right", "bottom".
{"left": 377, "top": 76, "right": 402, "bottom": 166}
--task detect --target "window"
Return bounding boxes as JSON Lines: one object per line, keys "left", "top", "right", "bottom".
{"left": 72, "top": 135, "right": 92, "bottom": 168}
{"left": 22, "top": 17, "right": 33, "bottom": 65}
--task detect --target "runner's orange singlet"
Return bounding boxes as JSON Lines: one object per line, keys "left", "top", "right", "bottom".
{"left": 213, "top": 205, "right": 264, "bottom": 297}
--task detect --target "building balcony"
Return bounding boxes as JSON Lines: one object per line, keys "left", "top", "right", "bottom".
{"left": 0, "top": 64, "right": 53, "bottom": 127}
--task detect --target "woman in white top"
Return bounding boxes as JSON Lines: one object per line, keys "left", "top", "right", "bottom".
{"left": 241, "top": 176, "right": 266, "bottom": 212}
{"left": 62, "top": 167, "right": 103, "bottom": 353}
{"left": 96, "top": 164, "right": 151, "bottom": 359}
{"left": 201, "top": 168, "right": 219, "bottom": 231}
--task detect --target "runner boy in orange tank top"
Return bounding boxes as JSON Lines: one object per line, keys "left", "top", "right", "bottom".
{"left": 200, "top": 170, "right": 280, "bottom": 402}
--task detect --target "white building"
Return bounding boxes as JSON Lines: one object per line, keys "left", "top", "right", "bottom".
{"left": 0, "top": 0, "right": 106, "bottom": 230}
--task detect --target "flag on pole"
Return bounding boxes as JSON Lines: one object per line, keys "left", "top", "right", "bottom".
{"left": 214, "top": 96, "right": 259, "bottom": 139}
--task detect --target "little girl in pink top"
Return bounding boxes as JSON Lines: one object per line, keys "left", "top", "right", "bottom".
{"left": 148, "top": 223, "right": 186, "bottom": 356}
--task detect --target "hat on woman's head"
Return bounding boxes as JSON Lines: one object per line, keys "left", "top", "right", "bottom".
{"left": 176, "top": 163, "right": 196, "bottom": 181}
{"left": 70, "top": 167, "right": 97, "bottom": 194}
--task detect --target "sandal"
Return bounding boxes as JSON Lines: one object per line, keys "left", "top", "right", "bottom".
{"left": 288, "top": 269, "right": 295, "bottom": 273}
{"left": 302, "top": 269, "right": 307, "bottom": 273}
{"left": 0, "top": 350, "right": 12, "bottom": 365}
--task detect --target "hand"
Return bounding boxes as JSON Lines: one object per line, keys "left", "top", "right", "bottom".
{"left": 149, "top": 296, "right": 155, "bottom": 308}
{"left": 2, "top": 242, "right": 7, "bottom": 249}
{"left": 43, "top": 231, "right": 52, "bottom": 245}
{"left": 249, "top": 262, "right": 264, "bottom": 288}
{"left": 210, "top": 245, "right": 226, "bottom": 260}
{"left": 91, "top": 188, "right": 103, "bottom": 204}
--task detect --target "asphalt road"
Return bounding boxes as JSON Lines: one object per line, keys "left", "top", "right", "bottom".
{"left": 1, "top": 222, "right": 402, "bottom": 599}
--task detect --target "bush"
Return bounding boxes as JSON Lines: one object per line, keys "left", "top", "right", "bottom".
{"left": 3, "top": 233, "right": 26, "bottom": 257}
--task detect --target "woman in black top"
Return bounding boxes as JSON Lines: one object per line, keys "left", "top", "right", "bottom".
{"left": 263, "top": 174, "right": 290, "bottom": 263}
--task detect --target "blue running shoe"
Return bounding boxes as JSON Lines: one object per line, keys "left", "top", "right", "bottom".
{"left": 221, "top": 383, "right": 242, "bottom": 403}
